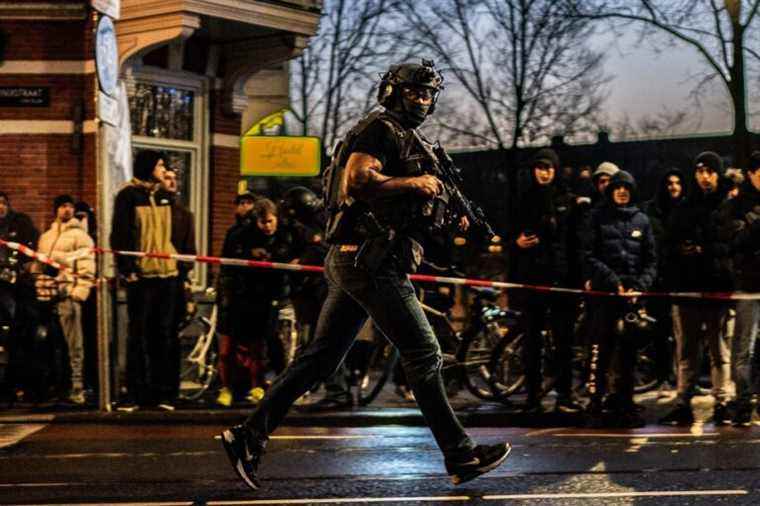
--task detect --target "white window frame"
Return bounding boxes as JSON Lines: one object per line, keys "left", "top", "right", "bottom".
{"left": 123, "top": 65, "right": 211, "bottom": 289}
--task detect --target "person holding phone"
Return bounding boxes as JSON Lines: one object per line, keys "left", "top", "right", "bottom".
{"left": 508, "top": 148, "right": 584, "bottom": 414}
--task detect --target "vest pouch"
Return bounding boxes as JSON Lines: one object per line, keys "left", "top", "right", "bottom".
{"left": 354, "top": 231, "right": 397, "bottom": 275}
{"left": 395, "top": 236, "right": 424, "bottom": 274}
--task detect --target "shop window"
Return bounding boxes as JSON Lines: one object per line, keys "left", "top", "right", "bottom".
{"left": 128, "top": 83, "right": 195, "bottom": 141}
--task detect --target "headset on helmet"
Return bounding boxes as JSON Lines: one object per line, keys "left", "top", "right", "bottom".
{"left": 377, "top": 59, "right": 444, "bottom": 116}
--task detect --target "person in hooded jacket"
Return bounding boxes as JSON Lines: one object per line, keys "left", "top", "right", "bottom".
{"left": 659, "top": 151, "right": 734, "bottom": 426}
{"left": 583, "top": 170, "right": 657, "bottom": 428}
{"left": 216, "top": 192, "right": 260, "bottom": 407}
{"left": 110, "top": 150, "right": 179, "bottom": 410}
{"left": 716, "top": 151, "right": 760, "bottom": 426}
{"left": 508, "top": 148, "right": 584, "bottom": 414}
{"left": 643, "top": 169, "right": 687, "bottom": 394}
{"left": 37, "top": 195, "right": 95, "bottom": 405}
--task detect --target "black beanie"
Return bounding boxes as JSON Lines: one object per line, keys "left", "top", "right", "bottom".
{"left": 134, "top": 150, "right": 164, "bottom": 181}
{"left": 53, "top": 194, "right": 75, "bottom": 213}
{"left": 531, "top": 148, "right": 560, "bottom": 170}
{"left": 694, "top": 151, "right": 725, "bottom": 176}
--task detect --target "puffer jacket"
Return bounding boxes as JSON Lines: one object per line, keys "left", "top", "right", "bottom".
{"left": 37, "top": 217, "right": 95, "bottom": 301}
{"left": 584, "top": 171, "right": 657, "bottom": 292}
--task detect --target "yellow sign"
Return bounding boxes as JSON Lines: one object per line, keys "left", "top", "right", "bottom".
{"left": 240, "top": 136, "right": 321, "bottom": 177}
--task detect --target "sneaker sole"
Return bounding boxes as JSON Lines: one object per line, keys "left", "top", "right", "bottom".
{"left": 221, "top": 430, "right": 260, "bottom": 491}
{"left": 451, "top": 443, "right": 512, "bottom": 485}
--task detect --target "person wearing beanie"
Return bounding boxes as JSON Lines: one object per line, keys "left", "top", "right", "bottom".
{"left": 508, "top": 148, "right": 584, "bottom": 414}
{"left": 716, "top": 150, "right": 760, "bottom": 425}
{"left": 583, "top": 170, "right": 656, "bottom": 428}
{"left": 660, "top": 151, "right": 733, "bottom": 427}
{"left": 110, "top": 149, "right": 179, "bottom": 410}
{"left": 37, "top": 194, "right": 95, "bottom": 405}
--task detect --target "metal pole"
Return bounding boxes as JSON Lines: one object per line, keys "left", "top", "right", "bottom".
{"left": 96, "top": 106, "right": 112, "bottom": 413}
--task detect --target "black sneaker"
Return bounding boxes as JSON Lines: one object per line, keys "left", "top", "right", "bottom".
{"left": 713, "top": 402, "right": 731, "bottom": 426}
{"left": 732, "top": 402, "right": 753, "bottom": 427}
{"left": 555, "top": 397, "right": 584, "bottom": 414}
{"left": 446, "top": 442, "right": 511, "bottom": 485}
{"left": 659, "top": 403, "right": 694, "bottom": 426}
{"left": 297, "top": 394, "right": 353, "bottom": 413}
{"left": 221, "top": 424, "right": 266, "bottom": 490}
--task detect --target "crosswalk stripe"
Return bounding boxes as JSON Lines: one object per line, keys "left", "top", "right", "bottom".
{"left": 0, "top": 423, "right": 48, "bottom": 449}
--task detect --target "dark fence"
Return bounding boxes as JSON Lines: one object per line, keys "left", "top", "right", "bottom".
{"left": 451, "top": 131, "right": 760, "bottom": 236}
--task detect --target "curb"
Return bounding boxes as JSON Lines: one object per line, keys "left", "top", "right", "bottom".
{"left": 0, "top": 406, "right": 584, "bottom": 428}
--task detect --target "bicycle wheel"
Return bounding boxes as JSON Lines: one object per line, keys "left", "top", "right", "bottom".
{"left": 178, "top": 319, "right": 218, "bottom": 401}
{"left": 488, "top": 330, "right": 526, "bottom": 401}
{"left": 355, "top": 340, "right": 399, "bottom": 406}
{"left": 633, "top": 340, "right": 659, "bottom": 393}
{"left": 457, "top": 320, "right": 511, "bottom": 401}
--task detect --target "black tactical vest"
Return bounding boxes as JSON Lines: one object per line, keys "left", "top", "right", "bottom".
{"left": 323, "top": 110, "right": 438, "bottom": 244}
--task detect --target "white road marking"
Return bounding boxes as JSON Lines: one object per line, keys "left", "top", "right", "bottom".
{"left": 208, "top": 498, "right": 471, "bottom": 505}
{"left": 553, "top": 432, "right": 718, "bottom": 438}
{"left": 482, "top": 489, "right": 748, "bottom": 500}
{"left": 0, "top": 423, "right": 48, "bottom": 449}
{"left": 213, "top": 435, "right": 370, "bottom": 440}
{"left": 5, "top": 503, "right": 192, "bottom": 506}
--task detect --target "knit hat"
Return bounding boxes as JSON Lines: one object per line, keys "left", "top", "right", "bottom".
{"left": 748, "top": 151, "right": 760, "bottom": 172}
{"left": 133, "top": 149, "right": 164, "bottom": 181}
{"left": 531, "top": 148, "right": 560, "bottom": 169}
{"left": 593, "top": 161, "right": 620, "bottom": 180}
{"left": 53, "top": 194, "right": 75, "bottom": 213}
{"left": 694, "top": 151, "right": 724, "bottom": 176}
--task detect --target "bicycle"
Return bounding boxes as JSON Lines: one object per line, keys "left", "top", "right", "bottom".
{"left": 178, "top": 300, "right": 219, "bottom": 401}
{"left": 351, "top": 285, "right": 521, "bottom": 406}
{"left": 489, "top": 298, "right": 664, "bottom": 404}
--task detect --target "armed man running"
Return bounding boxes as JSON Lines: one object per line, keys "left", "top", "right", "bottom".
{"left": 221, "top": 60, "right": 510, "bottom": 489}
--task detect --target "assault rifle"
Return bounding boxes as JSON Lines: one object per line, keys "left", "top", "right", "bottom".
{"left": 412, "top": 132, "right": 495, "bottom": 240}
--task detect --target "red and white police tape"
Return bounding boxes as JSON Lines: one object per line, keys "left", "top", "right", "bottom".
{"left": 2, "top": 238, "right": 759, "bottom": 301}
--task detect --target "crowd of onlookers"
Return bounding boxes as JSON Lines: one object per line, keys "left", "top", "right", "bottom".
{"left": 508, "top": 148, "right": 760, "bottom": 428}
{"left": 2, "top": 147, "right": 760, "bottom": 429}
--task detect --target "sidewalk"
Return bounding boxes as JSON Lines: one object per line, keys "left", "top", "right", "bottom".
{"left": 0, "top": 384, "right": 713, "bottom": 428}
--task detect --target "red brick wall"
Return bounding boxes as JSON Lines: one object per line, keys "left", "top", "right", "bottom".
{"left": 0, "top": 133, "right": 95, "bottom": 232}
{"left": 0, "top": 6, "right": 96, "bottom": 237}
{"left": 208, "top": 90, "right": 241, "bottom": 258}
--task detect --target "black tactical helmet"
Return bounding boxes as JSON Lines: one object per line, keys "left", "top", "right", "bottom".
{"left": 377, "top": 59, "right": 444, "bottom": 118}
{"left": 280, "top": 186, "right": 322, "bottom": 223}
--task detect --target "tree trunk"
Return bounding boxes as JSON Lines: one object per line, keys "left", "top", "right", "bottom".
{"left": 729, "top": 1, "right": 749, "bottom": 166}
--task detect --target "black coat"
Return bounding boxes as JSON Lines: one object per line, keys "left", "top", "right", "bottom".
{"left": 0, "top": 210, "right": 39, "bottom": 250}
{"left": 507, "top": 175, "right": 575, "bottom": 286}
{"left": 716, "top": 181, "right": 760, "bottom": 290}
{"left": 584, "top": 204, "right": 657, "bottom": 292}
{"left": 169, "top": 199, "right": 196, "bottom": 281}
{"left": 663, "top": 178, "right": 733, "bottom": 293}
{"left": 643, "top": 169, "right": 686, "bottom": 285}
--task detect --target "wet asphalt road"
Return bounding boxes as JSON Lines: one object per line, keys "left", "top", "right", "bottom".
{"left": 3, "top": 421, "right": 760, "bottom": 505}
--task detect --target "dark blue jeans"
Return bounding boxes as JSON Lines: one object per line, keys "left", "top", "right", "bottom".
{"left": 245, "top": 246, "right": 475, "bottom": 458}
